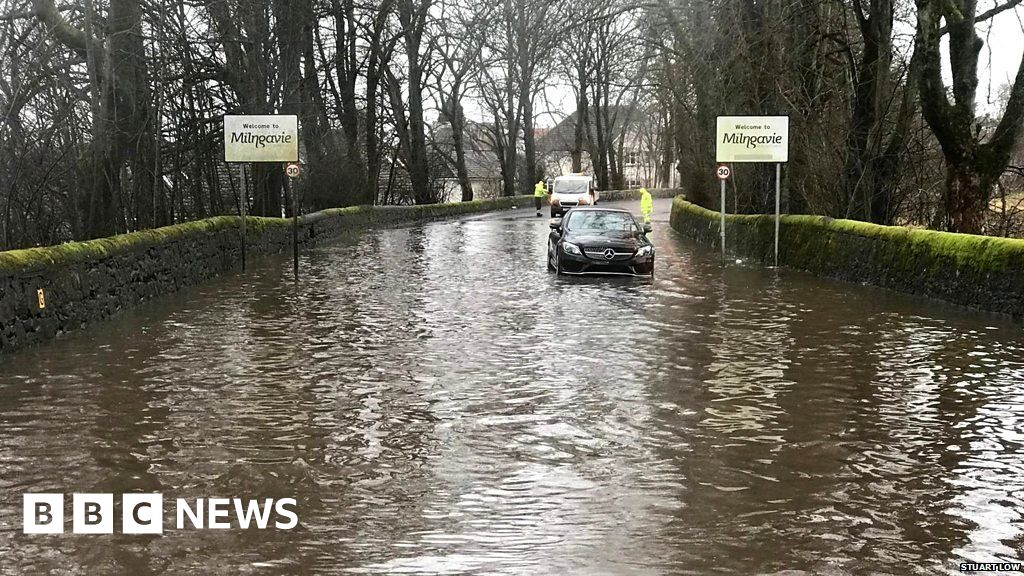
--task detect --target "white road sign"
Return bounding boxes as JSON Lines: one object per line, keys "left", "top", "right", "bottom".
{"left": 716, "top": 165, "right": 731, "bottom": 180}
{"left": 716, "top": 116, "right": 789, "bottom": 163}
{"left": 224, "top": 115, "right": 298, "bottom": 163}
{"left": 285, "top": 163, "right": 301, "bottom": 179}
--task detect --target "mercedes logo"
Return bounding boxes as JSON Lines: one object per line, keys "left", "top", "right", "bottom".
{"left": 603, "top": 248, "right": 615, "bottom": 260}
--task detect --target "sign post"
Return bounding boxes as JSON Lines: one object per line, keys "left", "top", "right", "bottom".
{"left": 716, "top": 165, "right": 731, "bottom": 261}
{"left": 224, "top": 114, "right": 299, "bottom": 273}
{"left": 715, "top": 115, "right": 789, "bottom": 267}
{"left": 775, "top": 163, "right": 781, "bottom": 266}
{"left": 239, "top": 164, "right": 248, "bottom": 270}
{"left": 285, "top": 162, "right": 301, "bottom": 280}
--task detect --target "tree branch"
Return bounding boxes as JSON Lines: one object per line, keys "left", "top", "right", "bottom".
{"left": 938, "top": 0, "right": 1024, "bottom": 34}
{"left": 29, "top": 0, "right": 101, "bottom": 60}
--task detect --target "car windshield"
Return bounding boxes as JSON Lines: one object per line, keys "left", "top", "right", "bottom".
{"left": 566, "top": 211, "right": 638, "bottom": 234}
{"left": 554, "top": 179, "right": 590, "bottom": 194}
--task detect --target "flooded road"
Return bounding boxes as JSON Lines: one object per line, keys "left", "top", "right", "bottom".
{"left": 2, "top": 198, "right": 1024, "bottom": 575}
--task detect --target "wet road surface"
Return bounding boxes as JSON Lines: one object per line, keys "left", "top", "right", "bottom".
{"left": 2, "top": 198, "right": 1024, "bottom": 575}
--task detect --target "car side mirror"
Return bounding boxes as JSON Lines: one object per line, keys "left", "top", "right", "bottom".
{"left": 643, "top": 223, "right": 653, "bottom": 234}
{"left": 549, "top": 218, "right": 562, "bottom": 230}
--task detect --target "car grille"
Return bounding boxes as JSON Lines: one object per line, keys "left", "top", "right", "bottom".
{"left": 559, "top": 200, "right": 578, "bottom": 206}
{"left": 583, "top": 248, "right": 635, "bottom": 261}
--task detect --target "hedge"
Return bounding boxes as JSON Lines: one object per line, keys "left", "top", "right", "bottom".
{"left": 669, "top": 196, "right": 1024, "bottom": 317}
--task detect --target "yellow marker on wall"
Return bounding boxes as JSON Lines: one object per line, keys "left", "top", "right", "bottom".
{"left": 37, "top": 288, "right": 46, "bottom": 310}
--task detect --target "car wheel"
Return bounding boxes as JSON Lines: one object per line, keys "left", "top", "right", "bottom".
{"left": 553, "top": 248, "right": 562, "bottom": 275}
{"left": 547, "top": 242, "right": 556, "bottom": 271}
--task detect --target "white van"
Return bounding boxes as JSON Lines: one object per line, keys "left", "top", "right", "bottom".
{"left": 549, "top": 174, "right": 598, "bottom": 217}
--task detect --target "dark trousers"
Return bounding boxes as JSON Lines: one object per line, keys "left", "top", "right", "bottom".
{"left": 534, "top": 196, "right": 543, "bottom": 211}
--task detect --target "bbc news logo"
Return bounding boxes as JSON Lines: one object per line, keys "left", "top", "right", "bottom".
{"left": 23, "top": 494, "right": 298, "bottom": 534}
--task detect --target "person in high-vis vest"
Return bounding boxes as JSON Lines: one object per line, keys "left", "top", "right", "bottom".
{"left": 534, "top": 180, "right": 547, "bottom": 216}
{"left": 640, "top": 187, "right": 653, "bottom": 224}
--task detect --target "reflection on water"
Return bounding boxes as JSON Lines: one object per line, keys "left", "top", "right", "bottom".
{"left": 1, "top": 200, "right": 1023, "bottom": 575}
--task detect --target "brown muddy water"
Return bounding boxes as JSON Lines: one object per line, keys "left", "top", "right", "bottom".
{"left": 1, "top": 199, "right": 1023, "bottom": 575}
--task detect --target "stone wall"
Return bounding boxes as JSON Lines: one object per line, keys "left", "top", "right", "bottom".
{"left": 669, "top": 196, "right": 1024, "bottom": 318}
{"left": 0, "top": 196, "right": 532, "bottom": 354}
{"left": 598, "top": 188, "right": 681, "bottom": 202}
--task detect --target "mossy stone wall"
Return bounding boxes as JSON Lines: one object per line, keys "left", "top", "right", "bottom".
{"left": 0, "top": 196, "right": 532, "bottom": 354}
{"left": 597, "top": 188, "right": 681, "bottom": 202}
{"left": 669, "top": 196, "right": 1024, "bottom": 317}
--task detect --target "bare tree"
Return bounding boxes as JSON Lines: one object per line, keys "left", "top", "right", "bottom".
{"left": 431, "top": 0, "right": 486, "bottom": 201}
{"left": 915, "top": 0, "right": 1024, "bottom": 233}
{"left": 20, "top": 0, "right": 157, "bottom": 237}
{"left": 386, "top": 0, "right": 435, "bottom": 204}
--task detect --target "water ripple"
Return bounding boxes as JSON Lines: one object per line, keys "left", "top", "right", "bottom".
{"left": 1, "top": 201, "right": 1023, "bottom": 574}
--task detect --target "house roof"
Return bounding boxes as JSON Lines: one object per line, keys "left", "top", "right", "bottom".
{"left": 432, "top": 120, "right": 502, "bottom": 180}
{"left": 434, "top": 149, "right": 501, "bottom": 180}
{"left": 463, "top": 150, "right": 501, "bottom": 179}
{"left": 537, "top": 106, "right": 643, "bottom": 155}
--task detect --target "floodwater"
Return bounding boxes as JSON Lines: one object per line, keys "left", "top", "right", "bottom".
{"left": 1, "top": 198, "right": 1023, "bottom": 575}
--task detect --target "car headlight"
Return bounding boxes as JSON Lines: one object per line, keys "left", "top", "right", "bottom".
{"left": 563, "top": 242, "right": 582, "bottom": 256}
{"left": 636, "top": 245, "right": 653, "bottom": 257}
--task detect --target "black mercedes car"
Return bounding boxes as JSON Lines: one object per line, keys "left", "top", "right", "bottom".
{"left": 547, "top": 207, "right": 654, "bottom": 276}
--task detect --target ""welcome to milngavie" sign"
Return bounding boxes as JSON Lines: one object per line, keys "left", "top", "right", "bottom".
{"left": 224, "top": 114, "right": 298, "bottom": 163}
{"left": 716, "top": 116, "right": 789, "bottom": 163}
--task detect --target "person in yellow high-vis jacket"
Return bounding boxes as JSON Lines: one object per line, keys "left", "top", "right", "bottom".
{"left": 639, "top": 187, "right": 653, "bottom": 224}
{"left": 533, "top": 180, "right": 547, "bottom": 216}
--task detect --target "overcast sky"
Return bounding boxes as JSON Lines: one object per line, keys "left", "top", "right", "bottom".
{"left": 970, "top": 3, "right": 1024, "bottom": 111}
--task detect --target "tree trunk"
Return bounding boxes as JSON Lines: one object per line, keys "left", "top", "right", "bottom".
{"left": 946, "top": 163, "right": 992, "bottom": 233}
{"left": 844, "top": 0, "right": 894, "bottom": 223}
{"left": 502, "top": 57, "right": 520, "bottom": 197}
{"left": 406, "top": 59, "right": 431, "bottom": 203}
{"left": 365, "top": 64, "right": 383, "bottom": 204}
{"left": 109, "top": 0, "right": 156, "bottom": 231}
{"left": 572, "top": 89, "right": 587, "bottom": 173}
{"left": 274, "top": 0, "right": 302, "bottom": 217}
{"left": 659, "top": 100, "right": 674, "bottom": 187}
{"left": 592, "top": 80, "right": 610, "bottom": 190}
{"left": 521, "top": 77, "right": 537, "bottom": 186}
{"left": 915, "top": 0, "right": 1024, "bottom": 232}
{"left": 571, "top": 53, "right": 589, "bottom": 174}
{"left": 448, "top": 101, "right": 474, "bottom": 201}
{"left": 33, "top": 0, "right": 156, "bottom": 237}
{"left": 363, "top": 3, "right": 397, "bottom": 205}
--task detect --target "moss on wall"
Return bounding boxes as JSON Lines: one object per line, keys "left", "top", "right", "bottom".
{"left": 669, "top": 196, "right": 1024, "bottom": 317}
{"left": 598, "top": 188, "right": 682, "bottom": 202}
{"left": 0, "top": 195, "right": 533, "bottom": 353}
{"left": 0, "top": 196, "right": 532, "bottom": 275}
{"left": 0, "top": 217, "right": 239, "bottom": 273}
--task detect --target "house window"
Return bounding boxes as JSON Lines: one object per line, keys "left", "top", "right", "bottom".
{"left": 626, "top": 151, "right": 641, "bottom": 166}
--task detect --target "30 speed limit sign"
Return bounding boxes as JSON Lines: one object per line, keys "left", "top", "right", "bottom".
{"left": 716, "top": 165, "right": 731, "bottom": 180}
{"left": 285, "top": 162, "right": 301, "bottom": 179}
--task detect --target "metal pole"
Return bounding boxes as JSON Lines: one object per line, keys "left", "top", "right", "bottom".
{"left": 240, "top": 163, "right": 248, "bottom": 272}
{"left": 720, "top": 176, "right": 726, "bottom": 262}
{"left": 774, "top": 163, "right": 781, "bottom": 267}
{"left": 290, "top": 174, "right": 299, "bottom": 280}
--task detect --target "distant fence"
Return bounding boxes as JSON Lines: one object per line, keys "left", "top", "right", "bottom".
{"left": 0, "top": 196, "right": 533, "bottom": 354}
{"left": 670, "top": 196, "right": 1024, "bottom": 318}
